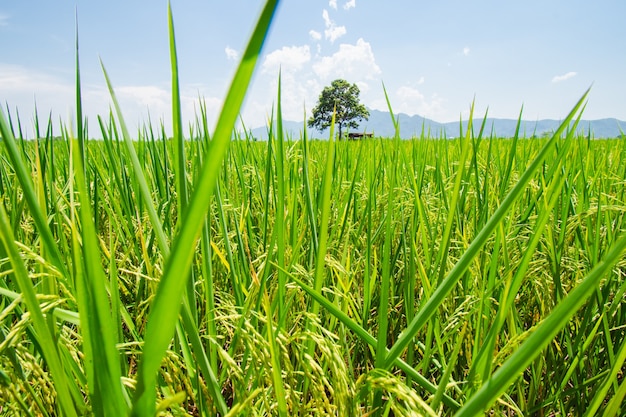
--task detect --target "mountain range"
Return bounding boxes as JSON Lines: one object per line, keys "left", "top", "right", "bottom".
{"left": 249, "top": 109, "right": 625, "bottom": 140}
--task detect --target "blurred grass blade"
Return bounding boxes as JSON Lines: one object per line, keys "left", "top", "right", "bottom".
{"left": 130, "top": 1, "right": 279, "bottom": 415}
{"left": 168, "top": 2, "right": 188, "bottom": 216}
{"left": 70, "top": 137, "right": 127, "bottom": 415}
{"left": 75, "top": 9, "right": 85, "bottom": 172}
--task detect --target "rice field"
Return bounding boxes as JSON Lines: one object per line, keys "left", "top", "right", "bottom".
{"left": 1, "top": 1, "right": 625, "bottom": 415}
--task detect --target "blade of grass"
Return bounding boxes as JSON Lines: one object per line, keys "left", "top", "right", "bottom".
{"left": 75, "top": 9, "right": 85, "bottom": 173}
{"left": 130, "top": 1, "right": 279, "bottom": 415}
{"left": 372, "top": 84, "right": 401, "bottom": 413}
{"left": 301, "top": 105, "right": 336, "bottom": 398}
{"left": 263, "top": 291, "right": 288, "bottom": 417}
{"left": 99, "top": 63, "right": 169, "bottom": 255}
{"left": 70, "top": 136, "right": 128, "bottom": 415}
{"left": 434, "top": 101, "right": 474, "bottom": 284}
{"left": 431, "top": 322, "right": 467, "bottom": 411}
{"left": 168, "top": 2, "right": 188, "bottom": 217}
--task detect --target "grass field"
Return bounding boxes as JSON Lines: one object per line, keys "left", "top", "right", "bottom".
{"left": 1, "top": 1, "right": 625, "bottom": 415}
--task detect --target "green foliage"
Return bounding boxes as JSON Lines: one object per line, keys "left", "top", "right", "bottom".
{"left": 308, "top": 78, "right": 370, "bottom": 138}
{"left": 1, "top": 2, "right": 626, "bottom": 416}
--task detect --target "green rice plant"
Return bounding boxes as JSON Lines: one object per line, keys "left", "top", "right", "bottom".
{"left": 384, "top": 89, "right": 590, "bottom": 370}
{"left": 2, "top": 0, "right": 626, "bottom": 414}
{"left": 69, "top": 136, "right": 127, "bottom": 415}
{"left": 0, "top": 206, "right": 78, "bottom": 416}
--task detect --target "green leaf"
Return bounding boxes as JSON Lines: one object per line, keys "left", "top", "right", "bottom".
{"left": 130, "top": 1, "right": 279, "bottom": 415}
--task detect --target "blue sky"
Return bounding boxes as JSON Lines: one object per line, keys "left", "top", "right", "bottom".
{"left": 1, "top": 0, "right": 625, "bottom": 137}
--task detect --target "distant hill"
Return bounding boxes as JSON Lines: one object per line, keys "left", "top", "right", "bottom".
{"left": 248, "top": 109, "right": 625, "bottom": 140}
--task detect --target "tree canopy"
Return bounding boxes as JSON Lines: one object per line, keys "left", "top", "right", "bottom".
{"left": 308, "top": 79, "right": 369, "bottom": 139}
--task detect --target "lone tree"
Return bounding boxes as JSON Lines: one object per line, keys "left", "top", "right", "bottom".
{"left": 308, "top": 79, "right": 369, "bottom": 139}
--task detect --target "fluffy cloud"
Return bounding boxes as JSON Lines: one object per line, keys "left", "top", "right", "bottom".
{"left": 322, "top": 9, "right": 346, "bottom": 43}
{"left": 463, "top": 47, "right": 470, "bottom": 56}
{"left": 0, "top": 64, "right": 69, "bottom": 94}
{"left": 262, "top": 45, "right": 312, "bottom": 74}
{"left": 309, "top": 30, "right": 322, "bottom": 41}
{"left": 116, "top": 85, "right": 169, "bottom": 110}
{"left": 225, "top": 46, "right": 239, "bottom": 61}
{"left": 388, "top": 85, "right": 446, "bottom": 120}
{"left": 344, "top": 0, "right": 356, "bottom": 10}
{"left": 329, "top": 0, "right": 338, "bottom": 9}
{"left": 313, "top": 38, "right": 381, "bottom": 81}
{"left": 397, "top": 86, "right": 425, "bottom": 101}
{"left": 243, "top": 37, "right": 383, "bottom": 127}
{"left": 552, "top": 71, "right": 577, "bottom": 83}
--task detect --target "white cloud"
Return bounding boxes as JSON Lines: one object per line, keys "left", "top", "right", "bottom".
{"left": 397, "top": 86, "right": 424, "bottom": 101}
{"left": 463, "top": 47, "right": 470, "bottom": 56}
{"left": 309, "top": 30, "right": 322, "bottom": 41}
{"left": 344, "top": 0, "right": 356, "bottom": 10}
{"left": 262, "top": 45, "right": 311, "bottom": 74}
{"left": 0, "top": 64, "right": 71, "bottom": 95}
{"left": 418, "top": 76, "right": 425, "bottom": 85}
{"left": 116, "top": 85, "right": 169, "bottom": 110}
{"left": 552, "top": 71, "right": 577, "bottom": 83}
{"left": 385, "top": 85, "right": 446, "bottom": 120}
{"left": 329, "top": 0, "right": 338, "bottom": 9}
{"left": 225, "top": 46, "right": 239, "bottom": 61}
{"left": 322, "top": 9, "right": 347, "bottom": 43}
{"left": 0, "top": 63, "right": 228, "bottom": 138}
{"left": 313, "top": 38, "right": 381, "bottom": 81}
{"left": 244, "top": 37, "right": 381, "bottom": 128}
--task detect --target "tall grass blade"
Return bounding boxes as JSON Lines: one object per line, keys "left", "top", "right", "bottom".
{"left": 75, "top": 9, "right": 85, "bottom": 172}
{"left": 274, "top": 71, "right": 287, "bottom": 327}
{"left": 130, "top": 1, "right": 279, "bottom": 415}
{"left": 70, "top": 137, "right": 127, "bottom": 415}
{"left": 99, "top": 63, "right": 169, "bottom": 255}
{"left": 168, "top": 2, "right": 188, "bottom": 216}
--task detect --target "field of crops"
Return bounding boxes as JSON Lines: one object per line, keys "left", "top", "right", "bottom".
{"left": 1, "top": 1, "right": 625, "bottom": 416}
